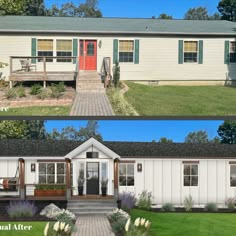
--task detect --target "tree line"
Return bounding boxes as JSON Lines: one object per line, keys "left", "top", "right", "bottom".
{"left": 0, "top": 0, "right": 235, "bottom": 21}
{"left": 1, "top": 120, "right": 236, "bottom": 144}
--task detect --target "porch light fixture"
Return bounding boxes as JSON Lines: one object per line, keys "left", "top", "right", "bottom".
{"left": 98, "top": 40, "right": 102, "bottom": 48}
{"left": 31, "top": 163, "right": 36, "bottom": 172}
{"left": 137, "top": 163, "right": 142, "bottom": 172}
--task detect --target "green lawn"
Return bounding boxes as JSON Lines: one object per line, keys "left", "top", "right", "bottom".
{"left": 124, "top": 82, "right": 236, "bottom": 116}
{"left": 0, "top": 222, "right": 47, "bottom": 236}
{"left": 130, "top": 209, "right": 236, "bottom": 236}
{"left": 0, "top": 106, "right": 71, "bottom": 116}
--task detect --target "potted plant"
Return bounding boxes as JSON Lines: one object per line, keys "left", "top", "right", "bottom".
{"left": 101, "top": 178, "right": 108, "bottom": 196}
{"left": 34, "top": 184, "right": 66, "bottom": 197}
{"left": 77, "top": 170, "right": 85, "bottom": 196}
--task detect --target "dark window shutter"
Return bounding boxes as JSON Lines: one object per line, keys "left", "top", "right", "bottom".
{"left": 113, "top": 39, "right": 118, "bottom": 64}
{"left": 198, "top": 40, "right": 203, "bottom": 64}
{"left": 31, "top": 38, "right": 37, "bottom": 63}
{"left": 225, "top": 40, "right": 230, "bottom": 64}
{"left": 134, "top": 39, "right": 139, "bottom": 64}
{"left": 73, "top": 39, "right": 78, "bottom": 64}
{"left": 178, "top": 40, "right": 183, "bottom": 64}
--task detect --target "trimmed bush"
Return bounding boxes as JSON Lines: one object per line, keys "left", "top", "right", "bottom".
{"left": 184, "top": 195, "right": 194, "bottom": 212}
{"left": 37, "top": 88, "right": 50, "bottom": 100}
{"left": 205, "top": 202, "right": 218, "bottom": 212}
{"left": 111, "top": 217, "right": 127, "bottom": 235}
{"left": 161, "top": 203, "right": 175, "bottom": 212}
{"left": 225, "top": 197, "right": 236, "bottom": 209}
{"left": 119, "top": 192, "right": 136, "bottom": 212}
{"left": 6, "top": 201, "right": 37, "bottom": 218}
{"left": 137, "top": 190, "right": 152, "bottom": 210}
{"left": 50, "top": 85, "right": 62, "bottom": 99}
{"left": 30, "top": 84, "right": 42, "bottom": 95}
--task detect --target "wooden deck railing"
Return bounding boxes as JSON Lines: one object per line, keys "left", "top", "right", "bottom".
{"left": 101, "top": 57, "right": 112, "bottom": 88}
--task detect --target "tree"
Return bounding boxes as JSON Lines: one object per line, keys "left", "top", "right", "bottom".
{"left": 0, "top": 0, "right": 28, "bottom": 15}
{"left": 47, "top": 121, "right": 103, "bottom": 141}
{"left": 158, "top": 137, "right": 173, "bottom": 143}
{"left": 157, "top": 13, "right": 173, "bottom": 19}
{"left": 217, "top": 121, "right": 236, "bottom": 144}
{"left": 185, "top": 130, "right": 209, "bottom": 143}
{"left": 217, "top": 0, "right": 236, "bottom": 21}
{"left": 0, "top": 120, "right": 46, "bottom": 139}
{"left": 184, "top": 7, "right": 220, "bottom": 20}
{"left": 77, "top": 0, "right": 102, "bottom": 17}
{"left": 25, "top": 0, "right": 46, "bottom": 16}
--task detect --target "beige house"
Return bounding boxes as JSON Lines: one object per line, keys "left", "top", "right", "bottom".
{"left": 0, "top": 16, "right": 235, "bottom": 85}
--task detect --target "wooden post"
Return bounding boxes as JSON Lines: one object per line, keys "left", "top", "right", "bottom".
{"left": 43, "top": 57, "right": 46, "bottom": 88}
{"left": 19, "top": 158, "right": 25, "bottom": 200}
{"left": 114, "top": 158, "right": 119, "bottom": 198}
{"left": 9, "top": 57, "right": 13, "bottom": 89}
{"left": 65, "top": 158, "right": 71, "bottom": 200}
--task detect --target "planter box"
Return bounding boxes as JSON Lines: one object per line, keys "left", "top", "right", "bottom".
{"left": 34, "top": 189, "right": 66, "bottom": 197}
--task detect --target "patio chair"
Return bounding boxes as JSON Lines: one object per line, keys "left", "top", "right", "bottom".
{"left": 20, "top": 59, "right": 37, "bottom": 72}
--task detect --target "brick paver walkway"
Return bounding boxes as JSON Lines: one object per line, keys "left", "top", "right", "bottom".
{"left": 70, "top": 92, "right": 114, "bottom": 116}
{"left": 72, "top": 215, "right": 115, "bottom": 236}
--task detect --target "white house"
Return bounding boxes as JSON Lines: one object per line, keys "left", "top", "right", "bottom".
{"left": 0, "top": 16, "right": 236, "bottom": 85}
{"left": 0, "top": 137, "right": 236, "bottom": 207}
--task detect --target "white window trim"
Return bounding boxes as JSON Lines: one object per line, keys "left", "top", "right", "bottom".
{"left": 230, "top": 164, "right": 236, "bottom": 187}
{"left": 119, "top": 163, "right": 135, "bottom": 187}
{"left": 118, "top": 39, "right": 135, "bottom": 64}
{"left": 183, "top": 40, "right": 199, "bottom": 64}
{"left": 56, "top": 39, "right": 73, "bottom": 63}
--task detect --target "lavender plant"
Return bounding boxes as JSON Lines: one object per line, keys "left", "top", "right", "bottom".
{"left": 119, "top": 192, "right": 136, "bottom": 211}
{"left": 6, "top": 201, "right": 37, "bottom": 218}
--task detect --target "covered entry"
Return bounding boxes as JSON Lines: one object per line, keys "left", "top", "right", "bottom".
{"left": 79, "top": 40, "right": 97, "bottom": 70}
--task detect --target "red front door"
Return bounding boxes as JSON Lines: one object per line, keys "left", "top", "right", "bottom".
{"left": 79, "top": 40, "right": 97, "bottom": 70}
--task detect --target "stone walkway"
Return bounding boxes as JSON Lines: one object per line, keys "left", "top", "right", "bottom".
{"left": 70, "top": 92, "right": 114, "bottom": 116}
{"left": 72, "top": 215, "right": 115, "bottom": 236}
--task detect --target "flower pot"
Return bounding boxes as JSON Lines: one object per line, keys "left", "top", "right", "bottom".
{"left": 78, "top": 186, "right": 83, "bottom": 196}
{"left": 101, "top": 187, "right": 107, "bottom": 196}
{"left": 34, "top": 189, "right": 66, "bottom": 197}
{"left": 117, "top": 199, "right": 122, "bottom": 209}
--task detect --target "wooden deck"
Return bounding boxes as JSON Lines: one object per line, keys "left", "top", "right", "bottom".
{"left": 9, "top": 71, "right": 77, "bottom": 82}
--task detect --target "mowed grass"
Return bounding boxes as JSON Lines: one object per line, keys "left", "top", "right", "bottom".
{"left": 130, "top": 209, "right": 236, "bottom": 236}
{"left": 0, "top": 106, "right": 71, "bottom": 116}
{"left": 0, "top": 222, "right": 47, "bottom": 236}
{"left": 124, "top": 82, "right": 236, "bottom": 116}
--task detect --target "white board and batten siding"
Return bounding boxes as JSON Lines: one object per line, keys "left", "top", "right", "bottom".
{"left": 119, "top": 158, "right": 236, "bottom": 206}
{"left": 1, "top": 35, "right": 235, "bottom": 84}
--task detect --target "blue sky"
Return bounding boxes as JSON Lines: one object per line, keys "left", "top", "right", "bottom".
{"left": 45, "top": 120, "right": 223, "bottom": 142}
{"left": 45, "top": 0, "right": 220, "bottom": 18}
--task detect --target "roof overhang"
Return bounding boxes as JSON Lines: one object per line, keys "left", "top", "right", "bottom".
{"left": 65, "top": 137, "right": 121, "bottom": 160}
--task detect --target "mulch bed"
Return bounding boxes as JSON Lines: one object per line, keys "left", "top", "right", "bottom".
{"left": 0, "top": 213, "right": 54, "bottom": 222}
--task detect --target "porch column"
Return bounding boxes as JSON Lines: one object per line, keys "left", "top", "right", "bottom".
{"left": 65, "top": 158, "right": 71, "bottom": 200}
{"left": 19, "top": 158, "right": 25, "bottom": 200}
{"left": 114, "top": 158, "right": 119, "bottom": 199}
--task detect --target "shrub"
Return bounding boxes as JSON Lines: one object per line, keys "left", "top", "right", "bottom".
{"left": 5, "top": 88, "right": 17, "bottom": 99}
{"left": 44, "top": 221, "right": 72, "bottom": 236}
{"left": 107, "top": 88, "right": 138, "bottom": 116}
{"left": 30, "top": 84, "right": 42, "bottom": 95}
{"left": 37, "top": 88, "right": 50, "bottom": 100}
{"left": 126, "top": 217, "right": 152, "bottom": 235}
{"left": 57, "top": 82, "right": 65, "bottom": 93}
{"left": 205, "top": 202, "right": 218, "bottom": 212}
{"left": 111, "top": 217, "right": 127, "bottom": 235}
{"left": 6, "top": 201, "right": 37, "bottom": 218}
{"left": 137, "top": 190, "right": 152, "bottom": 210}
{"left": 50, "top": 85, "right": 62, "bottom": 99}
{"left": 107, "top": 208, "right": 130, "bottom": 224}
{"left": 35, "top": 184, "right": 66, "bottom": 190}
{"left": 161, "top": 203, "right": 175, "bottom": 212}
{"left": 17, "top": 85, "right": 26, "bottom": 98}
{"left": 54, "top": 210, "right": 75, "bottom": 227}
{"left": 225, "top": 197, "right": 236, "bottom": 209}
{"left": 113, "top": 61, "right": 120, "bottom": 88}
{"left": 184, "top": 195, "right": 194, "bottom": 212}
{"left": 118, "top": 192, "right": 136, "bottom": 212}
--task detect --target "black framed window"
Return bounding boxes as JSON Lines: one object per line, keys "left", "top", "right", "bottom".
{"left": 230, "top": 165, "right": 236, "bottom": 186}
{"left": 183, "top": 164, "right": 198, "bottom": 186}
{"left": 230, "top": 42, "right": 236, "bottom": 63}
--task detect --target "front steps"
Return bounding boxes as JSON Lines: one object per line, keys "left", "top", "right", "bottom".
{"left": 77, "top": 71, "right": 105, "bottom": 92}
{"left": 67, "top": 198, "right": 117, "bottom": 216}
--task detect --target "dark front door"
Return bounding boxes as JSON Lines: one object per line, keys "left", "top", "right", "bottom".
{"left": 79, "top": 40, "right": 97, "bottom": 70}
{"left": 86, "top": 162, "right": 99, "bottom": 195}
